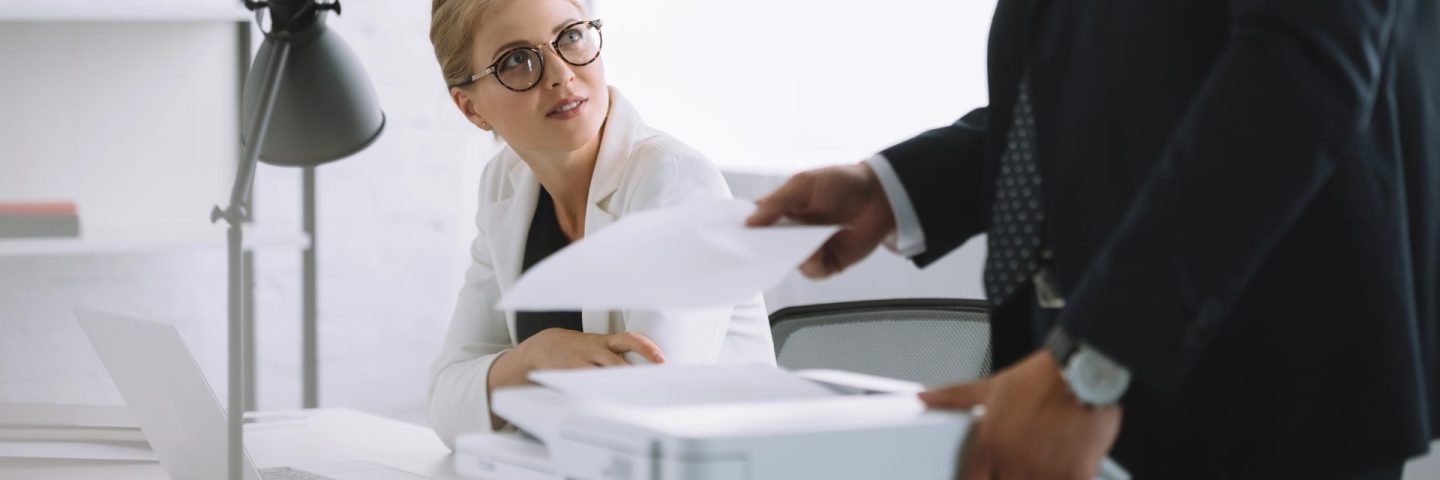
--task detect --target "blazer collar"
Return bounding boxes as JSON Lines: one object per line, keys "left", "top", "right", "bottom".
{"left": 498, "top": 85, "right": 641, "bottom": 219}
{"left": 485, "top": 86, "right": 644, "bottom": 336}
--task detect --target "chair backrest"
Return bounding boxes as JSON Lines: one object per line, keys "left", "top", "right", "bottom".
{"left": 770, "top": 298, "right": 991, "bottom": 388}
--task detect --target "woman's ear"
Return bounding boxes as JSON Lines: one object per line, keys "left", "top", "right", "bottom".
{"left": 450, "top": 87, "right": 493, "bottom": 131}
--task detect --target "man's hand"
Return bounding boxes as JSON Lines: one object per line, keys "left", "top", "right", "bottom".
{"left": 746, "top": 163, "right": 896, "bottom": 279}
{"left": 920, "top": 351, "right": 1122, "bottom": 480}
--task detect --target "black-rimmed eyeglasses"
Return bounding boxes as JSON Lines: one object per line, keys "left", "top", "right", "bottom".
{"left": 451, "top": 19, "right": 604, "bottom": 91}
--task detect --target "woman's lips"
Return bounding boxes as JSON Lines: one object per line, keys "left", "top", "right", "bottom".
{"left": 547, "top": 97, "right": 588, "bottom": 120}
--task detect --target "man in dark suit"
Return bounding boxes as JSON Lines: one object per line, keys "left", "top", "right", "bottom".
{"left": 748, "top": 0, "right": 1439, "bottom": 478}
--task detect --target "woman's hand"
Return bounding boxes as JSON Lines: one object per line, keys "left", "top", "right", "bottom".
{"left": 485, "top": 329, "right": 666, "bottom": 429}
{"left": 516, "top": 328, "right": 667, "bottom": 370}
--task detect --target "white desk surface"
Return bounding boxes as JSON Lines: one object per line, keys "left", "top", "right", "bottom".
{"left": 0, "top": 408, "right": 462, "bottom": 480}
{"left": 3, "top": 405, "right": 1439, "bottom": 479}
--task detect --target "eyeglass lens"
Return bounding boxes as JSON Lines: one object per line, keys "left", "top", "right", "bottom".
{"left": 494, "top": 22, "right": 602, "bottom": 91}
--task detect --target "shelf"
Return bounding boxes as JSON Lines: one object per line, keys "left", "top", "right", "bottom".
{"left": 0, "top": 226, "right": 309, "bottom": 258}
{"left": 0, "top": 4, "right": 251, "bottom": 23}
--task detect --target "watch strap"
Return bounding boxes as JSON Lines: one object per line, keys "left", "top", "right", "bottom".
{"left": 1044, "top": 325, "right": 1079, "bottom": 366}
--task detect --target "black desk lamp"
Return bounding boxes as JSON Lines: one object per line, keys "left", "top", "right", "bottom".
{"left": 213, "top": 1, "right": 383, "bottom": 478}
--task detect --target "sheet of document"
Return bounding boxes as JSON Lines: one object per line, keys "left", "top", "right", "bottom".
{"left": 0, "top": 440, "right": 156, "bottom": 461}
{"left": 0, "top": 402, "right": 146, "bottom": 443}
{"left": 498, "top": 199, "right": 838, "bottom": 311}
{"left": 0, "top": 403, "right": 137, "bottom": 430}
{"left": 0, "top": 428, "right": 145, "bottom": 443}
{"left": 528, "top": 364, "right": 841, "bottom": 408}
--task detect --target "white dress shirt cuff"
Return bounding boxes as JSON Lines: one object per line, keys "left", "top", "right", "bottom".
{"left": 865, "top": 154, "right": 926, "bottom": 257}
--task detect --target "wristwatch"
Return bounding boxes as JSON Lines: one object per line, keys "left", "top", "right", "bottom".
{"left": 1044, "top": 327, "right": 1131, "bottom": 407}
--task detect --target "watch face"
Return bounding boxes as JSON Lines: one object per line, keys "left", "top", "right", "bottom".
{"left": 1067, "top": 349, "right": 1131, "bottom": 406}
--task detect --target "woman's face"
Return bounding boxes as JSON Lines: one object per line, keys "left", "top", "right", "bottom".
{"left": 454, "top": 0, "right": 608, "bottom": 155}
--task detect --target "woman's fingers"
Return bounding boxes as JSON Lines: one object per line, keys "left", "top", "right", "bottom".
{"left": 591, "top": 351, "right": 629, "bottom": 367}
{"left": 606, "top": 332, "right": 667, "bottom": 364}
{"left": 524, "top": 330, "right": 667, "bottom": 370}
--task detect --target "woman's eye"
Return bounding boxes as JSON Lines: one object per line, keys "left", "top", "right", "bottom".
{"left": 501, "top": 50, "right": 530, "bottom": 68}
{"left": 559, "top": 29, "right": 583, "bottom": 45}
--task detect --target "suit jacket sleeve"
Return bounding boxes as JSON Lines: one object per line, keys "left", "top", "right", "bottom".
{"left": 881, "top": 107, "right": 990, "bottom": 267}
{"left": 1058, "top": 0, "right": 1397, "bottom": 391}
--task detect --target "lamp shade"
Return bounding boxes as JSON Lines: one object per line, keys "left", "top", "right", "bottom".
{"left": 241, "top": 13, "right": 385, "bottom": 167}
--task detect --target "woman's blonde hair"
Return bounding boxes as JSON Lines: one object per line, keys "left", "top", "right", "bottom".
{"left": 430, "top": 0, "right": 589, "bottom": 89}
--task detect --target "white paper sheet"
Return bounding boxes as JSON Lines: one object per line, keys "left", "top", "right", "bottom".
{"left": 0, "top": 403, "right": 137, "bottom": 430}
{"left": 0, "top": 428, "right": 146, "bottom": 443}
{"left": 528, "top": 364, "right": 840, "bottom": 408}
{"left": 0, "top": 440, "right": 156, "bottom": 462}
{"left": 498, "top": 199, "right": 838, "bottom": 311}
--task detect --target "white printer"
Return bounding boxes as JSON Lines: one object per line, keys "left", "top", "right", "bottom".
{"left": 453, "top": 365, "right": 1128, "bottom": 480}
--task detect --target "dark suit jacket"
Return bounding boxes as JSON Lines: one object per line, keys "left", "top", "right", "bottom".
{"left": 881, "top": 0, "right": 1440, "bottom": 476}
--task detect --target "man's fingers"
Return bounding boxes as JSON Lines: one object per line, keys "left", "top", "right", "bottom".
{"left": 798, "top": 236, "right": 855, "bottom": 279}
{"left": 747, "top": 198, "right": 788, "bottom": 227}
{"left": 798, "top": 246, "right": 835, "bottom": 279}
{"left": 747, "top": 176, "right": 812, "bottom": 227}
{"left": 819, "top": 228, "right": 885, "bottom": 275}
{"left": 958, "top": 425, "right": 994, "bottom": 480}
{"left": 919, "top": 381, "right": 988, "bottom": 410}
{"left": 607, "top": 332, "right": 667, "bottom": 364}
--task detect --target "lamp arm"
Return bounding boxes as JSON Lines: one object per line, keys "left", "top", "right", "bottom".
{"left": 216, "top": 40, "right": 288, "bottom": 226}
{"left": 211, "top": 37, "right": 290, "bottom": 480}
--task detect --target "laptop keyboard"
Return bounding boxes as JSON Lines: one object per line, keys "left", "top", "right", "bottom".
{"left": 260, "top": 466, "right": 339, "bottom": 480}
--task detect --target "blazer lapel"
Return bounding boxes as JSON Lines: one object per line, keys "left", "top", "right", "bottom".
{"left": 584, "top": 86, "right": 639, "bottom": 225}
{"left": 579, "top": 86, "right": 640, "bottom": 333}
{"left": 486, "top": 153, "right": 540, "bottom": 345}
{"left": 493, "top": 87, "right": 645, "bottom": 336}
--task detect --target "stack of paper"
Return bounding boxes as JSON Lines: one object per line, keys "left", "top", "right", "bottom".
{"left": 528, "top": 364, "right": 843, "bottom": 408}
{"left": 0, "top": 402, "right": 155, "bottom": 462}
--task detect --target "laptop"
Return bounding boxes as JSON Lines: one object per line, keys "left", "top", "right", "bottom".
{"left": 75, "top": 308, "right": 430, "bottom": 480}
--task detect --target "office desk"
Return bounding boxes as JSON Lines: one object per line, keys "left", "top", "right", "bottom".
{"left": 0, "top": 408, "right": 461, "bottom": 480}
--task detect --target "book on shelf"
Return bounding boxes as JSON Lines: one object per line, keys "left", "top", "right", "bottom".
{"left": 0, "top": 201, "right": 81, "bottom": 238}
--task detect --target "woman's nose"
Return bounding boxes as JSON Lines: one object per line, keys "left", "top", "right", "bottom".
{"left": 541, "top": 46, "right": 575, "bottom": 89}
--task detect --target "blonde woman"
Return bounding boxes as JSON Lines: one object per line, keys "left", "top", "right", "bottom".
{"left": 426, "top": 0, "right": 775, "bottom": 447}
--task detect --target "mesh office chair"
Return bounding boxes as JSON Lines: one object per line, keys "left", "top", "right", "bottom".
{"left": 770, "top": 299, "right": 992, "bottom": 388}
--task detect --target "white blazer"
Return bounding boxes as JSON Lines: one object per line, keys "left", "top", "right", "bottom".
{"left": 427, "top": 87, "right": 776, "bottom": 449}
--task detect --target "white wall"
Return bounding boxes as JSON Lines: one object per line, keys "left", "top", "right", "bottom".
{"left": 598, "top": 0, "right": 996, "bottom": 173}
{"left": 599, "top": 0, "right": 1000, "bottom": 311}
{"left": 0, "top": 20, "right": 236, "bottom": 238}
{"left": 0, "top": 0, "right": 495, "bottom": 425}
{"left": 0, "top": 8, "right": 253, "bottom": 408}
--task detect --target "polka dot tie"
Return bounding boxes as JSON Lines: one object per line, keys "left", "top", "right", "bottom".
{"left": 984, "top": 80, "right": 1045, "bottom": 307}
